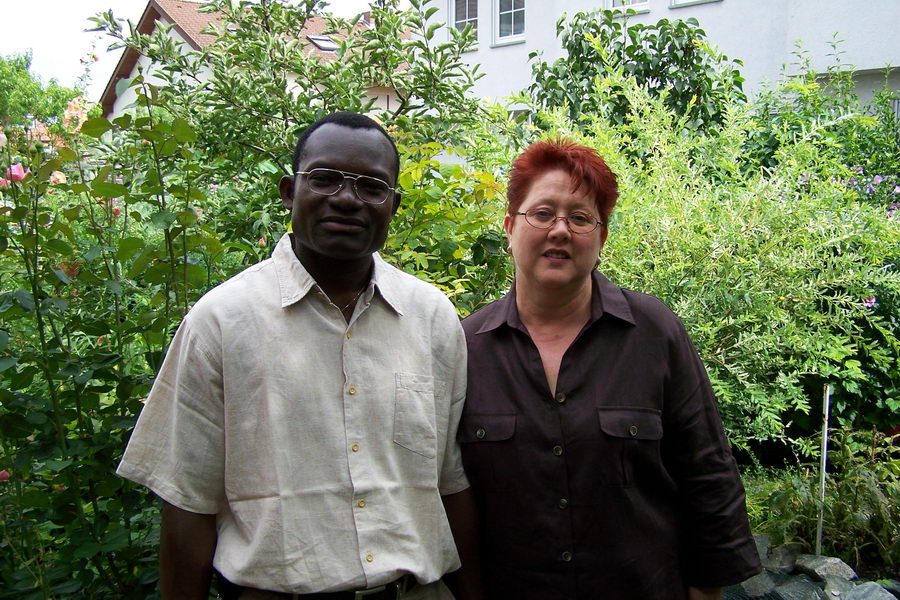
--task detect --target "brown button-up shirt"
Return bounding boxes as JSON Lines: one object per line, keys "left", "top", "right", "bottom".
{"left": 459, "top": 271, "right": 761, "bottom": 599}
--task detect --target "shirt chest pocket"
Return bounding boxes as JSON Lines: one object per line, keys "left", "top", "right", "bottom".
{"left": 393, "top": 372, "right": 438, "bottom": 459}
{"left": 458, "top": 414, "right": 517, "bottom": 492}
{"left": 596, "top": 407, "right": 663, "bottom": 487}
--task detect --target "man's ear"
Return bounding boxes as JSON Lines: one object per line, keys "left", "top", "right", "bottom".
{"left": 279, "top": 175, "right": 296, "bottom": 210}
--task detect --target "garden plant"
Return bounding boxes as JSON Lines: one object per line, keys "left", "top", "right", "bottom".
{"left": 1, "top": 2, "right": 898, "bottom": 597}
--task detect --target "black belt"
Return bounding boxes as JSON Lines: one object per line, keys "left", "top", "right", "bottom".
{"left": 220, "top": 574, "right": 416, "bottom": 600}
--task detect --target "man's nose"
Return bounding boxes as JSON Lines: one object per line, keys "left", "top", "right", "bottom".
{"left": 329, "top": 179, "right": 363, "bottom": 208}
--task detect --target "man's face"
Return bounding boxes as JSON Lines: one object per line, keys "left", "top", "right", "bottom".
{"left": 280, "top": 123, "right": 399, "bottom": 264}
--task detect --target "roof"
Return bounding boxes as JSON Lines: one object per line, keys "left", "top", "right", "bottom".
{"left": 99, "top": 0, "right": 373, "bottom": 116}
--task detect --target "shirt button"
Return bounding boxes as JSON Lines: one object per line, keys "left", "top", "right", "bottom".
{"left": 365, "top": 553, "right": 375, "bottom": 563}
{"left": 561, "top": 551, "right": 573, "bottom": 562}
{"left": 629, "top": 425, "right": 639, "bottom": 437}
{"left": 558, "top": 498, "right": 569, "bottom": 509}
{"left": 552, "top": 445, "right": 563, "bottom": 456}
{"left": 351, "top": 443, "right": 360, "bottom": 452}
{"left": 348, "top": 386, "right": 357, "bottom": 395}
{"left": 357, "top": 499, "right": 367, "bottom": 508}
{"left": 555, "top": 392, "right": 566, "bottom": 404}
{"left": 475, "top": 427, "right": 486, "bottom": 439}
{"left": 346, "top": 331, "right": 352, "bottom": 339}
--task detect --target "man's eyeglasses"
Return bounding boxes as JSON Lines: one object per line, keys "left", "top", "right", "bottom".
{"left": 514, "top": 208, "right": 604, "bottom": 234}
{"left": 297, "top": 168, "right": 395, "bottom": 205}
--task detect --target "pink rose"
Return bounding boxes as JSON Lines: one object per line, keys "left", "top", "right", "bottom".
{"left": 112, "top": 206, "right": 122, "bottom": 217}
{"left": 0, "top": 178, "right": 10, "bottom": 188}
{"left": 0, "top": 469, "right": 10, "bottom": 482}
{"left": 258, "top": 236, "right": 267, "bottom": 247}
{"left": 50, "top": 171, "right": 67, "bottom": 185}
{"left": 7, "top": 163, "right": 29, "bottom": 182}
{"left": 0, "top": 129, "right": 7, "bottom": 147}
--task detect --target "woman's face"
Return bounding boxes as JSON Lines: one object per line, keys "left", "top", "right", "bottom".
{"left": 504, "top": 169, "right": 607, "bottom": 293}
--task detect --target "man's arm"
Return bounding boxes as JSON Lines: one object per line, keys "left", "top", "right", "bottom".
{"left": 160, "top": 501, "right": 218, "bottom": 600}
{"left": 441, "top": 488, "right": 485, "bottom": 600}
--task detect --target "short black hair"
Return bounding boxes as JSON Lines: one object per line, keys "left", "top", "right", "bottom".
{"left": 291, "top": 112, "right": 400, "bottom": 184}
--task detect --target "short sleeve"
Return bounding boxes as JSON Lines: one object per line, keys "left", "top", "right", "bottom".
{"left": 116, "top": 313, "right": 226, "bottom": 514}
{"left": 437, "top": 305, "right": 470, "bottom": 497}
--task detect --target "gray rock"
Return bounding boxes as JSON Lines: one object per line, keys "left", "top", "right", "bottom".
{"left": 795, "top": 555, "right": 857, "bottom": 581}
{"left": 775, "top": 574, "right": 826, "bottom": 600}
{"left": 754, "top": 533, "right": 773, "bottom": 561}
{"left": 842, "top": 582, "right": 896, "bottom": 600}
{"left": 823, "top": 575, "right": 855, "bottom": 597}
{"left": 765, "top": 542, "right": 805, "bottom": 575}
{"left": 740, "top": 569, "right": 777, "bottom": 597}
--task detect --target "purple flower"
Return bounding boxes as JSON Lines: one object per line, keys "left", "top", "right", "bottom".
{"left": 851, "top": 165, "right": 864, "bottom": 174}
{"left": 866, "top": 184, "right": 875, "bottom": 194}
{"left": 872, "top": 175, "right": 884, "bottom": 185}
{"left": 862, "top": 296, "right": 877, "bottom": 308}
{"left": 848, "top": 177, "right": 858, "bottom": 188}
{"left": 893, "top": 186, "right": 900, "bottom": 195}
{"left": 799, "top": 172, "right": 811, "bottom": 184}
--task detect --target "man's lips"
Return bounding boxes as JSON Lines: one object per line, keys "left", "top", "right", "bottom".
{"left": 319, "top": 217, "right": 366, "bottom": 232}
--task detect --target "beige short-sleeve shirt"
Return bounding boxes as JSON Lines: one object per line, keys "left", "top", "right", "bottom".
{"left": 117, "top": 233, "right": 469, "bottom": 594}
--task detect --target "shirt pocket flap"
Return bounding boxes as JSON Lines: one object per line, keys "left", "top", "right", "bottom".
{"left": 458, "top": 414, "right": 516, "bottom": 443}
{"left": 597, "top": 408, "right": 663, "bottom": 440}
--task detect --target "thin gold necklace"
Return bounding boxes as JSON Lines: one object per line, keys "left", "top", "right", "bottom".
{"left": 339, "top": 285, "right": 367, "bottom": 313}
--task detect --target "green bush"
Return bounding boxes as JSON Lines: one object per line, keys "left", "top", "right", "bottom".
{"left": 744, "top": 429, "right": 900, "bottom": 571}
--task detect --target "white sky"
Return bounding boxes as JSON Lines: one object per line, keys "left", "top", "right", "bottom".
{"left": 0, "top": 0, "right": 402, "bottom": 103}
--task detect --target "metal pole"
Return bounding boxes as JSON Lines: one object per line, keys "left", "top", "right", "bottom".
{"left": 815, "top": 383, "right": 831, "bottom": 556}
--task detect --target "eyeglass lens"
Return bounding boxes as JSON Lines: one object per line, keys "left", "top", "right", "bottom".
{"left": 524, "top": 208, "right": 599, "bottom": 233}
{"left": 305, "top": 169, "right": 390, "bottom": 204}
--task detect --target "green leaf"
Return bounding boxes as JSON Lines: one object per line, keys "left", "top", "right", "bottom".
{"left": 116, "top": 236, "right": 145, "bottom": 262}
{"left": 0, "top": 330, "right": 8, "bottom": 352}
{"left": 176, "top": 210, "right": 199, "bottom": 226}
{"left": 172, "top": 117, "right": 197, "bottom": 142}
{"left": 0, "top": 356, "right": 18, "bottom": 372}
{"left": 56, "top": 147, "right": 79, "bottom": 162}
{"left": 79, "top": 117, "right": 113, "bottom": 137}
{"left": 91, "top": 181, "right": 128, "bottom": 198}
{"left": 12, "top": 289, "right": 35, "bottom": 312}
{"left": 100, "top": 528, "right": 130, "bottom": 552}
{"left": 50, "top": 268, "right": 72, "bottom": 285}
{"left": 44, "top": 238, "right": 74, "bottom": 255}
{"left": 150, "top": 211, "right": 178, "bottom": 229}
{"left": 104, "top": 280, "right": 124, "bottom": 296}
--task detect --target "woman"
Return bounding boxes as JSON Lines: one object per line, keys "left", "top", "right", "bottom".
{"left": 459, "top": 139, "right": 760, "bottom": 599}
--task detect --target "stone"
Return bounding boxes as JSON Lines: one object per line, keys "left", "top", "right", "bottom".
{"left": 774, "top": 574, "right": 826, "bottom": 600}
{"left": 842, "top": 582, "right": 896, "bottom": 600}
{"left": 795, "top": 555, "right": 857, "bottom": 581}
{"left": 740, "top": 570, "right": 777, "bottom": 597}
{"left": 754, "top": 533, "right": 773, "bottom": 561}
{"left": 823, "top": 574, "right": 855, "bottom": 597}
{"left": 765, "top": 542, "right": 805, "bottom": 575}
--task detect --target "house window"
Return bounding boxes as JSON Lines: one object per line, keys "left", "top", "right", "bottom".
{"left": 453, "top": 0, "right": 478, "bottom": 31}
{"left": 493, "top": 0, "right": 524, "bottom": 45}
{"left": 670, "top": 0, "right": 722, "bottom": 8}
{"left": 307, "top": 35, "right": 339, "bottom": 52}
{"left": 607, "top": 0, "right": 650, "bottom": 13}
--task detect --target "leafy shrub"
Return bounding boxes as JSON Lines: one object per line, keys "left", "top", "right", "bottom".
{"left": 744, "top": 429, "right": 900, "bottom": 571}
{"left": 528, "top": 9, "right": 746, "bottom": 131}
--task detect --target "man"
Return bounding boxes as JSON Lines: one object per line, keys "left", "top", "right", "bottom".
{"left": 118, "top": 112, "right": 481, "bottom": 599}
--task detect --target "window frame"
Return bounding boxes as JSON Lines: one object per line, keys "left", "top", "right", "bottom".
{"left": 605, "top": 0, "right": 651, "bottom": 15}
{"left": 669, "top": 0, "right": 722, "bottom": 8}
{"left": 491, "top": 0, "right": 525, "bottom": 47}
{"left": 451, "top": 0, "right": 478, "bottom": 33}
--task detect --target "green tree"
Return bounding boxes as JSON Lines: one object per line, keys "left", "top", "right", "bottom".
{"left": 0, "top": 52, "right": 79, "bottom": 128}
{"left": 528, "top": 9, "right": 746, "bottom": 131}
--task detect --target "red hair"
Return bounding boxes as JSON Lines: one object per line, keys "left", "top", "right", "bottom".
{"left": 507, "top": 138, "right": 618, "bottom": 223}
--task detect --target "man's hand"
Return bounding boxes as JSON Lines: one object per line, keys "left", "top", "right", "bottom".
{"left": 160, "top": 501, "right": 218, "bottom": 600}
{"left": 688, "top": 586, "right": 723, "bottom": 600}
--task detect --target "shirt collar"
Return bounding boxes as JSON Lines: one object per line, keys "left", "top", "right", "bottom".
{"left": 272, "top": 233, "right": 403, "bottom": 316}
{"left": 475, "top": 270, "right": 635, "bottom": 334}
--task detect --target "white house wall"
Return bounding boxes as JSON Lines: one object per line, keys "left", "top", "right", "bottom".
{"left": 432, "top": 0, "right": 900, "bottom": 102}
